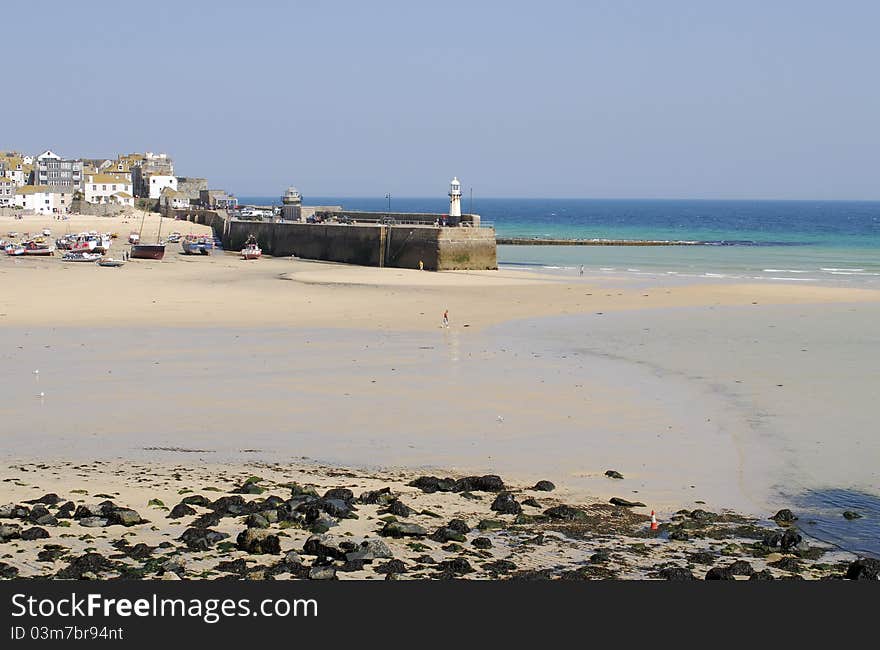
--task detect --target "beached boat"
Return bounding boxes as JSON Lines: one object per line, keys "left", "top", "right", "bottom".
{"left": 4, "top": 243, "right": 24, "bottom": 256}
{"left": 129, "top": 212, "right": 166, "bottom": 260}
{"left": 128, "top": 232, "right": 140, "bottom": 244}
{"left": 97, "top": 258, "right": 125, "bottom": 268}
{"left": 42, "top": 228, "right": 51, "bottom": 237}
{"left": 241, "top": 235, "right": 262, "bottom": 260}
{"left": 62, "top": 251, "right": 102, "bottom": 262}
{"left": 166, "top": 232, "right": 182, "bottom": 243}
{"left": 181, "top": 236, "right": 213, "bottom": 255}
{"left": 22, "top": 242, "right": 54, "bottom": 256}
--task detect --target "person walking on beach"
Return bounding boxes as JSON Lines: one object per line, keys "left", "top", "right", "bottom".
{"left": 442, "top": 310, "right": 449, "bottom": 328}
{"left": 579, "top": 264, "right": 584, "bottom": 276}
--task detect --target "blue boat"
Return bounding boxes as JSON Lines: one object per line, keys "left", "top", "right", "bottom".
{"left": 181, "top": 237, "right": 214, "bottom": 255}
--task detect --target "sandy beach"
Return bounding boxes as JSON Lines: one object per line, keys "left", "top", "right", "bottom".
{"left": 2, "top": 211, "right": 879, "bottom": 577}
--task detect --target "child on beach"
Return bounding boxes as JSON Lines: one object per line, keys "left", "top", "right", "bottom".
{"left": 442, "top": 310, "right": 449, "bottom": 328}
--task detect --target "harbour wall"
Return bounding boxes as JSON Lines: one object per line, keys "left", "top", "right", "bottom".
{"left": 177, "top": 210, "right": 496, "bottom": 270}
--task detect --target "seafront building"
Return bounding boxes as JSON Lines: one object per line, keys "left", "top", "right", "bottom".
{"left": 0, "top": 177, "right": 14, "bottom": 206}
{"left": 13, "top": 185, "right": 71, "bottom": 214}
{"left": 0, "top": 152, "right": 31, "bottom": 187}
{"left": 160, "top": 187, "right": 192, "bottom": 210}
{"left": 131, "top": 152, "right": 174, "bottom": 198}
{"left": 83, "top": 173, "right": 134, "bottom": 206}
{"left": 33, "top": 150, "right": 83, "bottom": 190}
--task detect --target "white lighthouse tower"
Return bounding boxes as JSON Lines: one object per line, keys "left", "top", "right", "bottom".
{"left": 448, "top": 177, "right": 462, "bottom": 222}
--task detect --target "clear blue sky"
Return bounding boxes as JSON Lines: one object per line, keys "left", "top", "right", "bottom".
{"left": 4, "top": 1, "right": 879, "bottom": 199}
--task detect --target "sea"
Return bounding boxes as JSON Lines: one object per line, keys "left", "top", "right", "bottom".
{"left": 238, "top": 197, "right": 880, "bottom": 287}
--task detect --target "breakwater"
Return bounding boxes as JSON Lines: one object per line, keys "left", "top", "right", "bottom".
{"left": 176, "top": 209, "right": 496, "bottom": 270}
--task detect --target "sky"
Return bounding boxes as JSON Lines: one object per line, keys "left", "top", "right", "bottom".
{"left": 3, "top": 0, "right": 879, "bottom": 199}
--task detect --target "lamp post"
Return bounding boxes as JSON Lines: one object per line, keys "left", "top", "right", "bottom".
{"left": 385, "top": 192, "right": 391, "bottom": 217}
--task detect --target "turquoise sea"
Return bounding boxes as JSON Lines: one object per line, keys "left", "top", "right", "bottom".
{"left": 238, "top": 197, "right": 880, "bottom": 286}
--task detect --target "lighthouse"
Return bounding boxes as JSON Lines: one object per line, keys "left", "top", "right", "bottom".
{"left": 448, "top": 177, "right": 462, "bottom": 220}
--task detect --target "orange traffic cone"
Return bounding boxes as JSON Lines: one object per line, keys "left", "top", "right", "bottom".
{"left": 650, "top": 510, "right": 659, "bottom": 531}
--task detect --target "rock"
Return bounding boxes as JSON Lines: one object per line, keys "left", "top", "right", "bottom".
{"left": 191, "top": 512, "right": 222, "bottom": 528}
{"left": 178, "top": 527, "right": 230, "bottom": 551}
{"left": 780, "top": 529, "right": 803, "bottom": 551}
{"left": 728, "top": 560, "right": 755, "bottom": 576}
{"left": 245, "top": 513, "right": 270, "bottom": 529}
{"left": 590, "top": 549, "right": 611, "bottom": 564}
{"left": 302, "top": 534, "right": 347, "bottom": 560}
{"left": 430, "top": 527, "right": 466, "bottom": 543}
{"left": 161, "top": 571, "right": 181, "bottom": 581}
{"left": 845, "top": 558, "right": 880, "bottom": 580}
{"left": 454, "top": 475, "right": 505, "bottom": 492}
{"left": 438, "top": 558, "right": 475, "bottom": 575}
{"left": 705, "top": 567, "right": 736, "bottom": 580}
{"left": 107, "top": 508, "right": 143, "bottom": 527}
{"left": 609, "top": 497, "right": 646, "bottom": 508}
{"left": 522, "top": 497, "right": 541, "bottom": 508}
{"left": 73, "top": 504, "right": 106, "bottom": 519}
{"left": 28, "top": 504, "right": 52, "bottom": 522}
{"left": 168, "top": 503, "right": 196, "bottom": 519}
{"left": 308, "top": 565, "right": 337, "bottom": 580}
{"left": 210, "top": 495, "right": 248, "bottom": 516}
{"left": 25, "top": 493, "right": 62, "bottom": 506}
{"left": 237, "top": 482, "right": 264, "bottom": 495}
{"left": 0, "top": 562, "right": 19, "bottom": 579}
{"left": 490, "top": 492, "right": 522, "bottom": 515}
{"left": 543, "top": 505, "right": 588, "bottom": 521}
{"left": 284, "top": 551, "right": 304, "bottom": 567}
{"left": 604, "top": 470, "right": 624, "bottom": 480}
{"left": 472, "top": 537, "right": 493, "bottom": 549}
{"left": 749, "top": 569, "right": 775, "bottom": 580}
{"left": 127, "top": 543, "right": 154, "bottom": 559}
{"left": 446, "top": 519, "right": 471, "bottom": 534}
{"left": 408, "top": 476, "right": 457, "bottom": 493}
{"left": 78, "top": 517, "right": 109, "bottom": 528}
{"left": 56, "top": 553, "right": 115, "bottom": 579}
{"left": 688, "top": 552, "right": 716, "bottom": 565}
{"left": 0, "top": 523, "right": 22, "bottom": 541}
{"left": 380, "top": 522, "right": 427, "bottom": 538}
{"left": 323, "top": 488, "right": 354, "bottom": 502}
{"left": 769, "top": 557, "right": 801, "bottom": 572}
{"left": 771, "top": 509, "right": 798, "bottom": 524}
{"left": 236, "top": 528, "right": 281, "bottom": 554}
{"left": 216, "top": 559, "right": 248, "bottom": 575}
{"left": 55, "top": 502, "right": 75, "bottom": 519}
{"left": 37, "top": 545, "right": 68, "bottom": 562}
{"left": 843, "top": 511, "right": 863, "bottom": 520}
{"left": 0, "top": 504, "right": 15, "bottom": 519}
{"left": 374, "top": 559, "right": 407, "bottom": 574}
{"left": 386, "top": 500, "right": 412, "bottom": 518}
{"left": 669, "top": 528, "right": 690, "bottom": 541}
{"left": 359, "top": 487, "right": 396, "bottom": 505}
{"left": 483, "top": 559, "right": 518, "bottom": 574}
{"left": 180, "top": 495, "right": 212, "bottom": 507}
{"left": 688, "top": 509, "right": 717, "bottom": 522}
{"left": 32, "top": 513, "right": 58, "bottom": 527}
{"left": 532, "top": 480, "right": 555, "bottom": 492}
{"left": 21, "top": 527, "right": 50, "bottom": 541}
{"left": 659, "top": 567, "right": 695, "bottom": 580}
{"left": 346, "top": 538, "right": 393, "bottom": 562}
{"left": 338, "top": 559, "right": 365, "bottom": 572}
{"left": 477, "top": 519, "right": 505, "bottom": 531}
{"left": 160, "top": 558, "right": 186, "bottom": 576}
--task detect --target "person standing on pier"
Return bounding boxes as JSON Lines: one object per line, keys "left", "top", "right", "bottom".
{"left": 442, "top": 310, "right": 449, "bottom": 328}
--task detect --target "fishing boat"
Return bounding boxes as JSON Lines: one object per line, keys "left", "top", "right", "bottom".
{"left": 42, "top": 228, "right": 51, "bottom": 237}
{"left": 62, "top": 251, "right": 102, "bottom": 262}
{"left": 4, "top": 243, "right": 24, "bottom": 256}
{"left": 22, "top": 241, "right": 54, "bottom": 256}
{"left": 241, "top": 235, "right": 262, "bottom": 260}
{"left": 130, "top": 212, "right": 166, "bottom": 260}
{"left": 128, "top": 232, "right": 140, "bottom": 244}
{"left": 181, "top": 235, "right": 213, "bottom": 255}
{"left": 97, "top": 258, "right": 125, "bottom": 268}
{"left": 166, "top": 232, "right": 182, "bottom": 243}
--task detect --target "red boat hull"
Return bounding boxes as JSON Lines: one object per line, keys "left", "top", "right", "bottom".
{"left": 130, "top": 244, "right": 166, "bottom": 260}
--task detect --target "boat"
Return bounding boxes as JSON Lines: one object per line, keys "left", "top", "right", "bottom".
{"left": 181, "top": 235, "right": 213, "bottom": 255}
{"left": 22, "top": 241, "right": 54, "bottom": 256}
{"left": 128, "top": 232, "right": 140, "bottom": 244}
{"left": 4, "top": 243, "right": 24, "bottom": 256}
{"left": 167, "top": 232, "right": 181, "bottom": 243}
{"left": 129, "top": 212, "right": 166, "bottom": 260}
{"left": 62, "top": 251, "right": 102, "bottom": 262}
{"left": 97, "top": 258, "right": 125, "bottom": 268}
{"left": 240, "top": 235, "right": 262, "bottom": 260}
{"left": 42, "top": 228, "right": 52, "bottom": 237}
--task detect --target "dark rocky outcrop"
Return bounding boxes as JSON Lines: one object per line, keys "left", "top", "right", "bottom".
{"left": 178, "top": 528, "right": 229, "bottom": 551}
{"left": 705, "top": 567, "right": 736, "bottom": 580}
{"left": 237, "top": 528, "right": 281, "bottom": 554}
{"left": 532, "top": 480, "right": 555, "bottom": 492}
{"left": 168, "top": 503, "right": 197, "bottom": 519}
{"left": 490, "top": 492, "right": 522, "bottom": 515}
{"left": 544, "top": 505, "right": 588, "bottom": 521}
{"left": 609, "top": 497, "right": 646, "bottom": 508}
{"left": 604, "top": 470, "right": 624, "bottom": 480}
{"left": 845, "top": 558, "right": 880, "bottom": 580}
{"left": 21, "top": 527, "right": 50, "bottom": 541}
{"left": 659, "top": 567, "right": 695, "bottom": 580}
{"left": 380, "top": 522, "right": 427, "bottom": 538}
{"left": 771, "top": 509, "right": 798, "bottom": 524}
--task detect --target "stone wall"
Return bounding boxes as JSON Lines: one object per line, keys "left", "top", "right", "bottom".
{"left": 176, "top": 210, "right": 496, "bottom": 270}
{"left": 69, "top": 200, "right": 137, "bottom": 217}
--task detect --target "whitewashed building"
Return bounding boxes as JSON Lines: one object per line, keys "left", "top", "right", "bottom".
{"left": 147, "top": 174, "right": 177, "bottom": 199}
{"left": 160, "top": 187, "right": 191, "bottom": 210}
{"left": 33, "top": 150, "right": 83, "bottom": 190}
{"left": 83, "top": 174, "right": 134, "bottom": 206}
{"left": 14, "top": 185, "right": 71, "bottom": 214}
{"left": 0, "top": 177, "right": 14, "bottom": 206}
